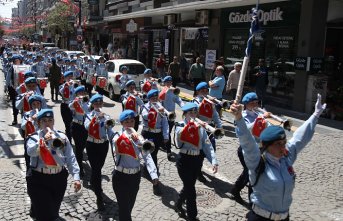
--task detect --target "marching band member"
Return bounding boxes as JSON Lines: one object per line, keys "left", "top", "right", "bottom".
{"left": 174, "top": 102, "right": 218, "bottom": 220}
{"left": 26, "top": 109, "right": 81, "bottom": 221}
{"left": 59, "top": 71, "right": 75, "bottom": 143}
{"left": 95, "top": 57, "right": 108, "bottom": 95}
{"left": 230, "top": 94, "right": 326, "bottom": 221}
{"left": 69, "top": 59, "right": 81, "bottom": 80}
{"left": 84, "top": 93, "right": 113, "bottom": 211}
{"left": 159, "top": 76, "right": 184, "bottom": 160}
{"left": 141, "top": 89, "right": 169, "bottom": 195}
{"left": 111, "top": 110, "right": 160, "bottom": 221}
{"left": 192, "top": 82, "right": 222, "bottom": 182}
{"left": 83, "top": 58, "right": 96, "bottom": 96}
{"left": 140, "top": 69, "right": 159, "bottom": 97}
{"left": 121, "top": 80, "right": 144, "bottom": 131}
{"left": 31, "top": 55, "right": 49, "bottom": 95}
{"left": 15, "top": 71, "right": 37, "bottom": 95}
{"left": 119, "top": 65, "right": 130, "bottom": 95}
{"left": 69, "top": 86, "right": 90, "bottom": 178}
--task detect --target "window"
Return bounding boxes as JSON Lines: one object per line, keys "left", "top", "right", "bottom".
{"left": 123, "top": 64, "right": 146, "bottom": 75}
{"left": 106, "top": 62, "right": 115, "bottom": 72}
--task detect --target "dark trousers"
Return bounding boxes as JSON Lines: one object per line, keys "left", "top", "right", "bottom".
{"left": 71, "top": 122, "right": 87, "bottom": 173}
{"left": 26, "top": 168, "right": 68, "bottom": 221}
{"left": 198, "top": 132, "right": 216, "bottom": 177}
{"left": 60, "top": 103, "right": 72, "bottom": 142}
{"left": 8, "top": 86, "right": 18, "bottom": 121}
{"left": 39, "top": 86, "right": 45, "bottom": 96}
{"left": 134, "top": 116, "right": 140, "bottom": 132}
{"left": 192, "top": 78, "right": 203, "bottom": 96}
{"left": 229, "top": 88, "right": 237, "bottom": 100}
{"left": 233, "top": 146, "right": 252, "bottom": 199}
{"left": 176, "top": 153, "right": 202, "bottom": 219}
{"left": 85, "top": 83, "right": 93, "bottom": 97}
{"left": 112, "top": 170, "right": 141, "bottom": 221}
{"left": 246, "top": 210, "right": 289, "bottom": 221}
{"left": 50, "top": 83, "right": 59, "bottom": 100}
{"left": 86, "top": 140, "right": 109, "bottom": 198}
{"left": 165, "top": 120, "right": 174, "bottom": 153}
{"left": 255, "top": 86, "right": 267, "bottom": 108}
{"left": 172, "top": 77, "right": 180, "bottom": 87}
{"left": 141, "top": 131, "right": 163, "bottom": 168}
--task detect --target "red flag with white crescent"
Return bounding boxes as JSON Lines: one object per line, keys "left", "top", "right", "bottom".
{"left": 148, "top": 107, "right": 158, "bottom": 129}
{"left": 72, "top": 98, "right": 84, "bottom": 115}
{"left": 18, "top": 71, "right": 25, "bottom": 84}
{"left": 20, "top": 84, "right": 26, "bottom": 94}
{"left": 88, "top": 117, "right": 100, "bottom": 139}
{"left": 115, "top": 133, "right": 137, "bottom": 159}
{"left": 91, "top": 76, "right": 97, "bottom": 86}
{"left": 252, "top": 116, "right": 267, "bottom": 138}
{"left": 63, "top": 84, "right": 70, "bottom": 99}
{"left": 198, "top": 98, "right": 213, "bottom": 119}
{"left": 23, "top": 96, "right": 31, "bottom": 112}
{"left": 125, "top": 96, "right": 136, "bottom": 112}
{"left": 159, "top": 86, "right": 168, "bottom": 101}
{"left": 39, "top": 78, "right": 47, "bottom": 88}
{"left": 97, "top": 77, "right": 107, "bottom": 88}
{"left": 142, "top": 81, "right": 152, "bottom": 93}
{"left": 180, "top": 121, "right": 200, "bottom": 147}
{"left": 39, "top": 138, "right": 57, "bottom": 167}
{"left": 25, "top": 121, "right": 35, "bottom": 137}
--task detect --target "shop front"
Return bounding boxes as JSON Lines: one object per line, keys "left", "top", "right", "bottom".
{"left": 221, "top": 0, "right": 301, "bottom": 108}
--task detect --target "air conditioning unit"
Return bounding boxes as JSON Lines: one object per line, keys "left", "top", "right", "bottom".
{"left": 195, "top": 10, "right": 209, "bottom": 25}
{"left": 164, "top": 14, "right": 177, "bottom": 26}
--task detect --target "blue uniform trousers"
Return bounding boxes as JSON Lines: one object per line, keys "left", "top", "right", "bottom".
{"left": 60, "top": 103, "right": 72, "bottom": 142}
{"left": 71, "top": 122, "right": 87, "bottom": 174}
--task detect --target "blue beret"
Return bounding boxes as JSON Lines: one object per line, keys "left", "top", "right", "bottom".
{"left": 37, "top": 109, "right": 54, "bottom": 120}
{"left": 163, "top": 76, "right": 172, "bottom": 82}
{"left": 260, "top": 126, "right": 286, "bottom": 142}
{"left": 120, "top": 66, "right": 128, "bottom": 72}
{"left": 63, "top": 71, "right": 73, "bottom": 78}
{"left": 12, "top": 55, "right": 22, "bottom": 61}
{"left": 51, "top": 58, "right": 56, "bottom": 63}
{"left": 144, "top": 69, "right": 152, "bottom": 75}
{"left": 181, "top": 102, "right": 198, "bottom": 112}
{"left": 90, "top": 93, "right": 103, "bottom": 104}
{"left": 25, "top": 77, "right": 37, "bottom": 85}
{"left": 196, "top": 82, "right": 208, "bottom": 91}
{"left": 28, "top": 94, "right": 44, "bottom": 106}
{"left": 70, "top": 59, "right": 76, "bottom": 63}
{"left": 24, "top": 71, "right": 34, "bottom": 78}
{"left": 242, "top": 92, "right": 258, "bottom": 105}
{"left": 119, "top": 110, "right": 136, "bottom": 122}
{"left": 147, "top": 89, "right": 158, "bottom": 99}
{"left": 125, "top": 80, "right": 136, "bottom": 87}
{"left": 64, "top": 58, "right": 70, "bottom": 63}
{"left": 74, "top": 86, "right": 85, "bottom": 94}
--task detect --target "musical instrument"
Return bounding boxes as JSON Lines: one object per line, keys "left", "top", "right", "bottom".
{"left": 125, "top": 127, "right": 155, "bottom": 154}
{"left": 133, "top": 91, "right": 147, "bottom": 100}
{"left": 255, "top": 107, "right": 292, "bottom": 131}
{"left": 97, "top": 77, "right": 107, "bottom": 88}
{"left": 206, "top": 95, "right": 231, "bottom": 109}
{"left": 95, "top": 109, "right": 115, "bottom": 128}
{"left": 46, "top": 127, "right": 65, "bottom": 150}
{"left": 78, "top": 95, "right": 89, "bottom": 103}
{"left": 86, "top": 75, "right": 97, "bottom": 86}
{"left": 37, "top": 77, "right": 48, "bottom": 88}
{"left": 151, "top": 102, "right": 176, "bottom": 121}
{"left": 142, "top": 102, "right": 167, "bottom": 119}
{"left": 150, "top": 77, "right": 162, "bottom": 83}
{"left": 193, "top": 118, "right": 225, "bottom": 139}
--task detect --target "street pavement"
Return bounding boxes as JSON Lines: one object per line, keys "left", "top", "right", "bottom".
{"left": 0, "top": 69, "right": 342, "bottom": 221}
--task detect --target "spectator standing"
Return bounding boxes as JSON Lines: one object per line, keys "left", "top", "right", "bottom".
{"left": 254, "top": 59, "right": 269, "bottom": 108}
{"left": 179, "top": 53, "right": 189, "bottom": 81}
{"left": 156, "top": 53, "right": 166, "bottom": 78}
{"left": 188, "top": 57, "right": 206, "bottom": 96}
{"left": 48, "top": 58, "right": 62, "bottom": 101}
{"left": 168, "top": 56, "right": 181, "bottom": 87}
{"left": 226, "top": 62, "right": 242, "bottom": 100}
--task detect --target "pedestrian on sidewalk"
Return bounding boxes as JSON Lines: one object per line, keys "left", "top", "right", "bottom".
{"left": 188, "top": 57, "right": 206, "bottom": 97}
{"left": 49, "top": 58, "right": 62, "bottom": 101}
{"left": 226, "top": 62, "right": 242, "bottom": 100}
{"left": 168, "top": 56, "right": 181, "bottom": 87}
{"left": 254, "top": 59, "right": 269, "bottom": 108}
{"left": 230, "top": 94, "right": 326, "bottom": 221}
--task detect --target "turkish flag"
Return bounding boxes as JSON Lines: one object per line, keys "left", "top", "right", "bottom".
{"left": 148, "top": 107, "right": 158, "bottom": 129}
{"left": 125, "top": 95, "right": 136, "bottom": 112}
{"left": 91, "top": 76, "right": 97, "bottom": 86}
{"left": 115, "top": 133, "right": 137, "bottom": 159}
{"left": 72, "top": 98, "right": 84, "bottom": 115}
{"left": 39, "top": 138, "right": 57, "bottom": 167}
{"left": 63, "top": 84, "right": 70, "bottom": 99}
{"left": 88, "top": 117, "right": 100, "bottom": 139}
{"left": 97, "top": 77, "right": 107, "bottom": 88}
{"left": 20, "top": 84, "right": 26, "bottom": 94}
{"left": 159, "top": 86, "right": 169, "bottom": 101}
{"left": 23, "top": 96, "right": 31, "bottom": 112}
{"left": 180, "top": 121, "right": 200, "bottom": 147}
{"left": 251, "top": 116, "right": 267, "bottom": 138}
{"left": 142, "top": 81, "right": 152, "bottom": 93}
{"left": 198, "top": 98, "right": 213, "bottom": 119}
{"left": 18, "top": 71, "right": 25, "bottom": 84}
{"left": 39, "top": 78, "right": 47, "bottom": 88}
{"left": 25, "top": 121, "right": 35, "bottom": 137}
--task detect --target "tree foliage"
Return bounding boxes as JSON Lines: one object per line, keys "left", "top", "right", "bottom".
{"left": 47, "top": 3, "right": 74, "bottom": 35}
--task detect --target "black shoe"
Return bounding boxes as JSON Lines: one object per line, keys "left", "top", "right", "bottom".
{"left": 167, "top": 153, "right": 172, "bottom": 161}
{"left": 153, "top": 183, "right": 162, "bottom": 196}
{"left": 231, "top": 189, "right": 244, "bottom": 203}
{"left": 197, "top": 173, "right": 208, "bottom": 183}
{"left": 174, "top": 200, "right": 186, "bottom": 218}
{"left": 97, "top": 198, "right": 105, "bottom": 211}
{"left": 11, "top": 121, "right": 17, "bottom": 126}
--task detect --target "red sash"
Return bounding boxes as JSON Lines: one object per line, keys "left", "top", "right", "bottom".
{"left": 23, "top": 96, "right": 31, "bottom": 112}
{"left": 91, "top": 76, "right": 97, "bottom": 86}
{"left": 72, "top": 98, "right": 84, "bottom": 115}
{"left": 251, "top": 116, "right": 267, "bottom": 138}
{"left": 25, "top": 121, "right": 35, "bottom": 137}
{"left": 180, "top": 121, "right": 201, "bottom": 147}
{"left": 147, "top": 107, "right": 158, "bottom": 129}
{"left": 18, "top": 71, "right": 25, "bottom": 84}
{"left": 39, "top": 78, "right": 47, "bottom": 88}
{"left": 115, "top": 133, "right": 137, "bottom": 159}
{"left": 39, "top": 138, "right": 57, "bottom": 167}
{"left": 198, "top": 98, "right": 213, "bottom": 119}
{"left": 88, "top": 117, "right": 100, "bottom": 139}
{"left": 63, "top": 83, "right": 70, "bottom": 99}
{"left": 159, "top": 86, "right": 169, "bottom": 101}
{"left": 20, "top": 84, "right": 26, "bottom": 94}
{"left": 125, "top": 96, "right": 137, "bottom": 112}
{"left": 142, "top": 81, "right": 152, "bottom": 93}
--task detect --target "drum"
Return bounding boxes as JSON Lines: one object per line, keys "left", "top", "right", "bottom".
{"left": 97, "top": 77, "right": 107, "bottom": 89}
{"left": 37, "top": 78, "right": 48, "bottom": 88}
{"left": 13, "top": 65, "right": 31, "bottom": 88}
{"left": 87, "top": 75, "right": 97, "bottom": 86}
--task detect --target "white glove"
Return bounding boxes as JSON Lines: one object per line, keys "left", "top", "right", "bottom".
{"left": 313, "top": 94, "right": 327, "bottom": 118}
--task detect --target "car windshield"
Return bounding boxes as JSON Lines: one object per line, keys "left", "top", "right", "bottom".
{"left": 122, "top": 64, "right": 145, "bottom": 75}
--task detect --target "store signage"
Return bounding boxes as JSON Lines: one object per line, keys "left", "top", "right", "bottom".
{"left": 294, "top": 57, "right": 308, "bottom": 71}
{"left": 126, "top": 19, "right": 137, "bottom": 33}
{"left": 310, "top": 57, "right": 324, "bottom": 72}
{"left": 229, "top": 7, "right": 283, "bottom": 25}
{"left": 205, "top": 50, "right": 216, "bottom": 70}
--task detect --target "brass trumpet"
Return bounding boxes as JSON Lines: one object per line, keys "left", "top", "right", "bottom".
{"left": 79, "top": 95, "right": 89, "bottom": 103}
{"left": 46, "top": 127, "right": 65, "bottom": 150}
{"left": 150, "top": 77, "right": 162, "bottom": 83}
{"left": 95, "top": 109, "right": 115, "bottom": 128}
{"left": 206, "top": 95, "right": 231, "bottom": 109}
{"left": 193, "top": 118, "right": 225, "bottom": 139}
{"left": 133, "top": 91, "right": 147, "bottom": 100}
{"left": 151, "top": 102, "right": 176, "bottom": 121}
{"left": 255, "top": 107, "right": 292, "bottom": 131}
{"left": 125, "top": 127, "right": 155, "bottom": 154}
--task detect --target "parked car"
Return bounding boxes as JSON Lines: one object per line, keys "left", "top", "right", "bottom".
{"left": 105, "top": 59, "right": 146, "bottom": 100}
{"left": 61, "top": 51, "right": 85, "bottom": 59}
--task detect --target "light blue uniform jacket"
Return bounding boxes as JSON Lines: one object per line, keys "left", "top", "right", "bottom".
{"left": 141, "top": 102, "right": 169, "bottom": 140}
{"left": 192, "top": 96, "right": 222, "bottom": 128}
{"left": 161, "top": 89, "right": 184, "bottom": 112}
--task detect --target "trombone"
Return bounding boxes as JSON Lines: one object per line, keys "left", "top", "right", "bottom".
{"left": 206, "top": 95, "right": 231, "bottom": 109}
{"left": 193, "top": 118, "right": 225, "bottom": 139}
{"left": 151, "top": 102, "right": 176, "bottom": 121}
{"left": 255, "top": 107, "right": 292, "bottom": 131}
{"left": 124, "top": 127, "right": 155, "bottom": 154}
